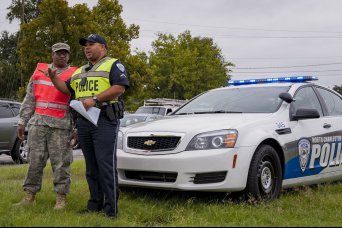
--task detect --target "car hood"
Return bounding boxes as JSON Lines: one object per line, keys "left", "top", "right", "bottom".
{"left": 125, "top": 113, "right": 272, "bottom": 134}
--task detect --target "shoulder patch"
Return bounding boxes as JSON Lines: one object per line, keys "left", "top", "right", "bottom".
{"left": 116, "top": 63, "right": 125, "bottom": 73}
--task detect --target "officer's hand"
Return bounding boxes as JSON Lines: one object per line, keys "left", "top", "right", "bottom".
{"left": 82, "top": 98, "right": 96, "bottom": 111}
{"left": 38, "top": 68, "right": 57, "bottom": 79}
{"left": 17, "top": 124, "right": 25, "bottom": 140}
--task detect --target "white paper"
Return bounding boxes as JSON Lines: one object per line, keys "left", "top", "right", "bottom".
{"left": 70, "top": 100, "right": 100, "bottom": 126}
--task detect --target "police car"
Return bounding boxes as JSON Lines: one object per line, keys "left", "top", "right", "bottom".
{"left": 117, "top": 76, "right": 342, "bottom": 202}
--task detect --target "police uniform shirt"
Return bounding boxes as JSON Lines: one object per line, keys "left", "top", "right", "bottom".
{"left": 65, "top": 60, "right": 130, "bottom": 95}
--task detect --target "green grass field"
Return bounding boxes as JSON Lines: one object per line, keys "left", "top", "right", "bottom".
{"left": 1, "top": 160, "right": 342, "bottom": 227}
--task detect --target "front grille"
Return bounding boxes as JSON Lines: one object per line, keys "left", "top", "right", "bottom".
{"left": 190, "top": 171, "right": 227, "bottom": 184}
{"left": 125, "top": 171, "right": 177, "bottom": 183}
{"left": 127, "top": 136, "right": 181, "bottom": 151}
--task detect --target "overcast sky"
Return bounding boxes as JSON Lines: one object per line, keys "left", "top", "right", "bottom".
{"left": 1, "top": 0, "right": 342, "bottom": 88}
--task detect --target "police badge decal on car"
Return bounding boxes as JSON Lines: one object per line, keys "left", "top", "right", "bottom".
{"left": 298, "top": 138, "right": 311, "bottom": 173}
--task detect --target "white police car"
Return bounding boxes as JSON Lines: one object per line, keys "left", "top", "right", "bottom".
{"left": 117, "top": 76, "right": 342, "bottom": 202}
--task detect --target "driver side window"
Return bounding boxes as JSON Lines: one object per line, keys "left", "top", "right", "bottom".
{"left": 316, "top": 87, "right": 342, "bottom": 116}
{"left": 292, "top": 87, "right": 323, "bottom": 117}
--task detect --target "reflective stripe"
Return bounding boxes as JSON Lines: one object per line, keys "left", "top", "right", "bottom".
{"left": 33, "top": 80, "right": 54, "bottom": 86}
{"left": 36, "top": 101, "right": 69, "bottom": 110}
{"left": 71, "top": 71, "right": 110, "bottom": 81}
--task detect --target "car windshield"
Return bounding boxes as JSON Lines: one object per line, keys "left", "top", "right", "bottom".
{"left": 175, "top": 86, "right": 289, "bottom": 114}
{"left": 135, "top": 107, "right": 166, "bottom": 116}
{"left": 120, "top": 115, "right": 148, "bottom": 127}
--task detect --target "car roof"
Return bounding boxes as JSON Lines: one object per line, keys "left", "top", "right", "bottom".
{"left": 0, "top": 99, "right": 21, "bottom": 105}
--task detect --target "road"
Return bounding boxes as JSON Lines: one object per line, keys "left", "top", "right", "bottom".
{"left": 0, "top": 149, "right": 84, "bottom": 166}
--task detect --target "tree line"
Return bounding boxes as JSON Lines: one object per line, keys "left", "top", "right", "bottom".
{"left": 0, "top": 0, "right": 232, "bottom": 111}
{"left": 2, "top": 0, "right": 340, "bottom": 111}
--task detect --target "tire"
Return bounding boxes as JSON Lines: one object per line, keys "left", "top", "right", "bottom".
{"left": 11, "top": 138, "right": 28, "bottom": 164}
{"left": 245, "top": 145, "right": 282, "bottom": 202}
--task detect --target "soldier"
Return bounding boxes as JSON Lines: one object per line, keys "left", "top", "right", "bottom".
{"left": 14, "top": 43, "right": 78, "bottom": 210}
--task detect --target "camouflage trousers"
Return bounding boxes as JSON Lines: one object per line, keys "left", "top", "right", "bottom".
{"left": 23, "top": 125, "right": 73, "bottom": 195}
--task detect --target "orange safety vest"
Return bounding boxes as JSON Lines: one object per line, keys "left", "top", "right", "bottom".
{"left": 33, "top": 63, "right": 77, "bottom": 118}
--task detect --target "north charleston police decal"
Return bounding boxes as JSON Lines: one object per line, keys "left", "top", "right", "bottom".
{"left": 298, "top": 138, "right": 311, "bottom": 172}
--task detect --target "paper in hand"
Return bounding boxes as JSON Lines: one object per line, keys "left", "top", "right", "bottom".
{"left": 69, "top": 100, "right": 100, "bottom": 126}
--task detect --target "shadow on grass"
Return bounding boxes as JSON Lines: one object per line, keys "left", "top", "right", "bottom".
{"left": 121, "top": 180, "right": 342, "bottom": 206}
{"left": 120, "top": 186, "right": 243, "bottom": 205}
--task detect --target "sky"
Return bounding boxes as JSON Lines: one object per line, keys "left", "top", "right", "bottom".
{"left": 1, "top": 0, "right": 342, "bottom": 88}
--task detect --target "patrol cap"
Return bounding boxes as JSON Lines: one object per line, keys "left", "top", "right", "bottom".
{"left": 52, "top": 43, "right": 70, "bottom": 53}
{"left": 79, "top": 34, "right": 108, "bottom": 49}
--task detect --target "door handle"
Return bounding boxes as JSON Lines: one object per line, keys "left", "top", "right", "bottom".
{"left": 323, "top": 123, "right": 332, "bottom": 129}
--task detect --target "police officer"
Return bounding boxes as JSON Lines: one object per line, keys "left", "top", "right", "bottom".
{"left": 14, "top": 43, "right": 78, "bottom": 210}
{"left": 48, "top": 34, "right": 129, "bottom": 218}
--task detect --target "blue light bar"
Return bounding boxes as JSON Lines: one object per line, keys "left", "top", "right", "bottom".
{"left": 227, "top": 76, "right": 318, "bottom": 86}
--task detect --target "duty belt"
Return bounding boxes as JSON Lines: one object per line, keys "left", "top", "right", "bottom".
{"left": 95, "top": 102, "right": 111, "bottom": 109}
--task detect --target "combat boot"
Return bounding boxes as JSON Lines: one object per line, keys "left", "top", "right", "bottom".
{"left": 54, "top": 193, "right": 66, "bottom": 210}
{"left": 13, "top": 191, "right": 36, "bottom": 206}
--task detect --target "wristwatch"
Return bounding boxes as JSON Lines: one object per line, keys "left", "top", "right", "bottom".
{"left": 92, "top": 96, "right": 98, "bottom": 103}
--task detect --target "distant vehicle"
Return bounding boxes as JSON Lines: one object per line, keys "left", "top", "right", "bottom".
{"left": 120, "top": 113, "right": 163, "bottom": 128}
{"left": 135, "top": 98, "right": 187, "bottom": 116}
{"left": 135, "top": 106, "right": 175, "bottom": 116}
{"left": 0, "top": 99, "right": 28, "bottom": 164}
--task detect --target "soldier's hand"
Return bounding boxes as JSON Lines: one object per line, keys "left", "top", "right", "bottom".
{"left": 17, "top": 124, "right": 25, "bottom": 140}
{"left": 69, "top": 129, "right": 78, "bottom": 148}
{"left": 82, "top": 98, "right": 96, "bottom": 111}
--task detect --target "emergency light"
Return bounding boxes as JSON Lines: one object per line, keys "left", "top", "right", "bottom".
{"left": 227, "top": 76, "right": 318, "bottom": 86}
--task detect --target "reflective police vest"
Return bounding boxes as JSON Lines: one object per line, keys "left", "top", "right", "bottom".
{"left": 70, "top": 57, "right": 118, "bottom": 102}
{"left": 33, "top": 63, "right": 77, "bottom": 118}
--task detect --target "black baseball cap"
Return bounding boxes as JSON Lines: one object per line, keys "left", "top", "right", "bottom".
{"left": 79, "top": 34, "right": 108, "bottom": 49}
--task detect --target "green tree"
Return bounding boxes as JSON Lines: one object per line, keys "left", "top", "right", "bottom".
{"left": 0, "top": 31, "right": 20, "bottom": 99}
{"left": 16, "top": 0, "right": 141, "bottom": 103}
{"left": 333, "top": 85, "right": 342, "bottom": 95}
{"left": 6, "top": 0, "right": 41, "bottom": 23}
{"left": 147, "top": 31, "right": 233, "bottom": 100}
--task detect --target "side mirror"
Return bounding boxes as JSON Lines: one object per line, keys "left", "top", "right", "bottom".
{"left": 279, "top": 92, "right": 295, "bottom": 103}
{"left": 292, "top": 108, "right": 320, "bottom": 121}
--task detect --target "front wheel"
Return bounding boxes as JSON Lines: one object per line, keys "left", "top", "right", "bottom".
{"left": 245, "top": 145, "right": 282, "bottom": 202}
{"left": 11, "top": 138, "right": 28, "bottom": 164}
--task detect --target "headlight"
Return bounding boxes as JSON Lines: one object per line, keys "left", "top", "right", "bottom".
{"left": 117, "top": 130, "right": 123, "bottom": 150}
{"left": 186, "top": 130, "right": 238, "bottom": 151}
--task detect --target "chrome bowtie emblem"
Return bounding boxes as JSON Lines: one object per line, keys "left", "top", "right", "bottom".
{"left": 144, "top": 140, "right": 156, "bottom": 146}
{"left": 298, "top": 138, "right": 311, "bottom": 173}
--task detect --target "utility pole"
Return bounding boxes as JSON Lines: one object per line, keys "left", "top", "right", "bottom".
{"left": 20, "top": 0, "right": 25, "bottom": 87}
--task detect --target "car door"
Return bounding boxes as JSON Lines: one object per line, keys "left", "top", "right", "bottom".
{"left": 285, "top": 86, "right": 328, "bottom": 182}
{"left": 0, "top": 102, "right": 17, "bottom": 153}
{"left": 314, "top": 86, "right": 342, "bottom": 173}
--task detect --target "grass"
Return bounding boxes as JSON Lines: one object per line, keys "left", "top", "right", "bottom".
{"left": 1, "top": 160, "right": 342, "bottom": 226}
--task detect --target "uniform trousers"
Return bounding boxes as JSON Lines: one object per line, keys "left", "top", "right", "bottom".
{"left": 23, "top": 125, "right": 72, "bottom": 194}
{"left": 77, "top": 115, "right": 119, "bottom": 217}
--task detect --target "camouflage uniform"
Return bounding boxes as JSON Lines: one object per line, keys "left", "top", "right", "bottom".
{"left": 19, "top": 64, "right": 73, "bottom": 195}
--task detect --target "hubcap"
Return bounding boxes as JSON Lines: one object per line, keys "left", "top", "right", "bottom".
{"left": 261, "top": 166, "right": 272, "bottom": 190}
{"left": 19, "top": 140, "right": 28, "bottom": 160}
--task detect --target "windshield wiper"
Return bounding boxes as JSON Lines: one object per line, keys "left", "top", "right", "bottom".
{"left": 175, "top": 111, "right": 243, "bottom": 115}
{"left": 174, "top": 113, "right": 193, "bottom": 115}
{"left": 194, "top": 111, "right": 243, "bottom": 114}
